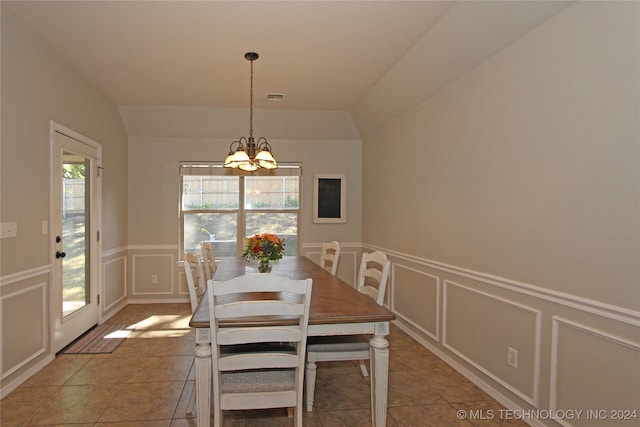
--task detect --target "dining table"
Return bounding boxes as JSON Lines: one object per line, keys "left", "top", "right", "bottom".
{"left": 189, "top": 255, "right": 396, "bottom": 426}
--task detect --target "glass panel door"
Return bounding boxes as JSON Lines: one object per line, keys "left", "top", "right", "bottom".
{"left": 51, "top": 126, "right": 100, "bottom": 353}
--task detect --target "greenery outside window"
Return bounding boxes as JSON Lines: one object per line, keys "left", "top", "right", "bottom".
{"left": 179, "top": 162, "right": 301, "bottom": 258}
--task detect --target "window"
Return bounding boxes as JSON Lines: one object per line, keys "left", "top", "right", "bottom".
{"left": 179, "top": 162, "right": 301, "bottom": 258}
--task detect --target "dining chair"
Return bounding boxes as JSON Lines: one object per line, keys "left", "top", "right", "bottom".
{"left": 320, "top": 241, "right": 341, "bottom": 276}
{"left": 182, "top": 251, "right": 206, "bottom": 415}
{"left": 183, "top": 252, "right": 205, "bottom": 313}
{"left": 305, "top": 250, "right": 391, "bottom": 412}
{"left": 208, "top": 273, "right": 313, "bottom": 427}
{"left": 201, "top": 241, "right": 216, "bottom": 282}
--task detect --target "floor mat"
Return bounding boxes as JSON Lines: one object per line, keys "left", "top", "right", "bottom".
{"left": 60, "top": 324, "right": 132, "bottom": 354}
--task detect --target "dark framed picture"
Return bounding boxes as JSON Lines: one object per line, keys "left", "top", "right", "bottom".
{"left": 313, "top": 174, "right": 346, "bottom": 223}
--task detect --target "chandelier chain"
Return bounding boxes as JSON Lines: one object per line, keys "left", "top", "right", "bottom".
{"left": 249, "top": 59, "right": 254, "bottom": 139}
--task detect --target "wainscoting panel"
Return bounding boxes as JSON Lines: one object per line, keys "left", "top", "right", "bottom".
{"left": 442, "top": 280, "right": 541, "bottom": 405}
{"left": 550, "top": 317, "right": 640, "bottom": 426}
{"left": 392, "top": 263, "right": 440, "bottom": 342}
{"left": 132, "top": 254, "right": 175, "bottom": 295}
{"left": 1, "top": 282, "right": 47, "bottom": 378}
{"left": 103, "top": 255, "right": 127, "bottom": 312}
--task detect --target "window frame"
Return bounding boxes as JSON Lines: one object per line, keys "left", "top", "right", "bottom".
{"left": 179, "top": 162, "right": 302, "bottom": 258}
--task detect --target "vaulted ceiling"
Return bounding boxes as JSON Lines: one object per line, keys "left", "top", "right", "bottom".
{"left": 4, "top": 1, "right": 571, "bottom": 117}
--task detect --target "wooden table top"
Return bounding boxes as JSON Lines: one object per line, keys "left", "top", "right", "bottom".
{"left": 190, "top": 256, "right": 395, "bottom": 328}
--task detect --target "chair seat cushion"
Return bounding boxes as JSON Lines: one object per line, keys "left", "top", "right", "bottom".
{"left": 221, "top": 369, "right": 295, "bottom": 393}
{"left": 307, "top": 334, "right": 370, "bottom": 352}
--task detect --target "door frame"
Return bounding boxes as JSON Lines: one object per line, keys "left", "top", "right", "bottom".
{"left": 49, "top": 121, "right": 103, "bottom": 353}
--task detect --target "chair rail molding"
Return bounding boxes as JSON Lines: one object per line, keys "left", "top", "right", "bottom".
{"left": 362, "top": 243, "right": 640, "bottom": 325}
{"left": 0, "top": 265, "right": 50, "bottom": 288}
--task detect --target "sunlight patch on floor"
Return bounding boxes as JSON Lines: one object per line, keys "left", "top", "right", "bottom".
{"left": 128, "top": 329, "right": 192, "bottom": 338}
{"left": 129, "top": 314, "right": 190, "bottom": 330}
{"left": 104, "top": 329, "right": 133, "bottom": 339}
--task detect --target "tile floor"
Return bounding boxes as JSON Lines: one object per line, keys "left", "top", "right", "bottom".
{"left": 1, "top": 303, "right": 527, "bottom": 426}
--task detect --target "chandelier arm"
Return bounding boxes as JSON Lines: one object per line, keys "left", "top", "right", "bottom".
{"left": 255, "top": 137, "right": 272, "bottom": 151}
{"left": 229, "top": 137, "right": 247, "bottom": 152}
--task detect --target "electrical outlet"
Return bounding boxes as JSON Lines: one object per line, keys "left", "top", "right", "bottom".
{"left": 151, "top": 275, "right": 158, "bottom": 284}
{"left": 507, "top": 347, "right": 518, "bottom": 368}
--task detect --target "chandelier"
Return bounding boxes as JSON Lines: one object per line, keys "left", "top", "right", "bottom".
{"left": 224, "top": 52, "right": 277, "bottom": 171}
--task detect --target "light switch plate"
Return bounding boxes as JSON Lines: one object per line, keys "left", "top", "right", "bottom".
{"left": 1, "top": 222, "right": 18, "bottom": 238}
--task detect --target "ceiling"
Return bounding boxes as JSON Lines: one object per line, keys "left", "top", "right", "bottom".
{"left": 4, "top": 1, "right": 572, "bottom": 113}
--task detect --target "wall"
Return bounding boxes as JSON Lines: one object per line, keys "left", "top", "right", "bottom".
{"left": 0, "top": 8, "right": 129, "bottom": 394}
{"left": 122, "top": 106, "right": 362, "bottom": 302}
{"left": 356, "top": 2, "right": 639, "bottom": 424}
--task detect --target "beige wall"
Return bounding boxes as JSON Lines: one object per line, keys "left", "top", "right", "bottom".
{"left": 356, "top": 1, "right": 639, "bottom": 420}
{"left": 360, "top": 1, "right": 639, "bottom": 309}
{"left": 0, "top": 7, "right": 129, "bottom": 392}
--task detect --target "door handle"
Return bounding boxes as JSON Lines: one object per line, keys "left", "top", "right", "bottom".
{"left": 56, "top": 251, "right": 66, "bottom": 259}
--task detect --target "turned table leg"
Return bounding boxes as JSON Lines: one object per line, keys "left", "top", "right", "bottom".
{"left": 194, "top": 328, "right": 212, "bottom": 427}
{"left": 369, "top": 321, "right": 390, "bottom": 427}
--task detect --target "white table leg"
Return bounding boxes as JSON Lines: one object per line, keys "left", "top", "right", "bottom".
{"left": 369, "top": 321, "right": 390, "bottom": 427}
{"left": 194, "top": 328, "right": 212, "bottom": 427}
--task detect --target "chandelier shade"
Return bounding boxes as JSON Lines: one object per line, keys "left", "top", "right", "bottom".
{"left": 224, "top": 52, "right": 278, "bottom": 171}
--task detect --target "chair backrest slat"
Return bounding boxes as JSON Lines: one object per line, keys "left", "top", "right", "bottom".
{"left": 219, "top": 353, "right": 299, "bottom": 371}
{"left": 320, "top": 241, "right": 341, "bottom": 275}
{"left": 217, "top": 327, "right": 302, "bottom": 345}
{"left": 356, "top": 251, "right": 391, "bottom": 306}
{"left": 213, "top": 273, "right": 309, "bottom": 295}
{"left": 216, "top": 300, "right": 305, "bottom": 319}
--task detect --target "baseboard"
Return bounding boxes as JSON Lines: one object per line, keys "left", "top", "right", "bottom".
{"left": 0, "top": 354, "right": 54, "bottom": 399}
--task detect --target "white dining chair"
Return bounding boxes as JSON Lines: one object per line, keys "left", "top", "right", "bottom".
{"left": 200, "top": 241, "right": 216, "bottom": 282}
{"left": 183, "top": 252, "right": 205, "bottom": 313}
{"left": 208, "top": 273, "right": 313, "bottom": 427}
{"left": 319, "top": 240, "right": 341, "bottom": 276}
{"left": 182, "top": 251, "right": 206, "bottom": 415}
{"left": 305, "top": 250, "right": 390, "bottom": 412}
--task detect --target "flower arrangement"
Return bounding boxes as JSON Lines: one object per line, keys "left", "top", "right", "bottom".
{"left": 201, "top": 227, "right": 210, "bottom": 235}
{"left": 242, "top": 233, "right": 285, "bottom": 263}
